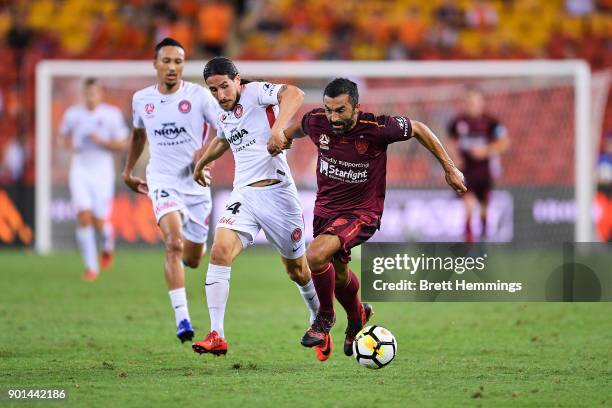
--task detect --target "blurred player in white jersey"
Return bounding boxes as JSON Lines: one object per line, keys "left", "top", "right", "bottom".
{"left": 122, "top": 38, "right": 220, "bottom": 343}
{"left": 191, "top": 57, "right": 319, "bottom": 356}
{"left": 59, "top": 78, "right": 128, "bottom": 282}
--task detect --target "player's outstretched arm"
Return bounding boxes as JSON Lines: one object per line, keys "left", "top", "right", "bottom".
{"left": 121, "top": 128, "right": 148, "bottom": 194}
{"left": 267, "top": 85, "right": 305, "bottom": 156}
{"left": 193, "top": 135, "right": 230, "bottom": 187}
{"left": 411, "top": 120, "right": 467, "bottom": 195}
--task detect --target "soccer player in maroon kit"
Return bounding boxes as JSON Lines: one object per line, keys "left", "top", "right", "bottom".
{"left": 447, "top": 87, "right": 510, "bottom": 242}
{"left": 280, "top": 78, "right": 466, "bottom": 361}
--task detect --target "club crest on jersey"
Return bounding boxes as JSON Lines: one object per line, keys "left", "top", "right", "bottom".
{"left": 291, "top": 227, "right": 302, "bottom": 242}
{"left": 145, "top": 103, "right": 154, "bottom": 114}
{"left": 355, "top": 137, "right": 369, "bottom": 154}
{"left": 319, "top": 134, "right": 330, "bottom": 150}
{"left": 234, "top": 104, "right": 244, "bottom": 118}
{"left": 178, "top": 100, "right": 191, "bottom": 113}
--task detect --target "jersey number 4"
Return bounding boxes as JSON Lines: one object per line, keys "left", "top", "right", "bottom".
{"left": 226, "top": 202, "right": 242, "bottom": 215}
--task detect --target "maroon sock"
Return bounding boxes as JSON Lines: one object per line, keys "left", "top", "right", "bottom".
{"left": 481, "top": 213, "right": 487, "bottom": 239}
{"left": 335, "top": 269, "right": 362, "bottom": 321}
{"left": 465, "top": 216, "right": 473, "bottom": 243}
{"left": 311, "top": 263, "right": 335, "bottom": 315}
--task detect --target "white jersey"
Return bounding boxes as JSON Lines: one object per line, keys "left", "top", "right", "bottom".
{"left": 60, "top": 102, "right": 128, "bottom": 174}
{"left": 132, "top": 81, "right": 220, "bottom": 194}
{"left": 217, "top": 81, "right": 294, "bottom": 189}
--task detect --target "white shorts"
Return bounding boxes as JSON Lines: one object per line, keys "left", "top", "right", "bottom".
{"left": 69, "top": 166, "right": 114, "bottom": 219}
{"left": 216, "top": 181, "right": 305, "bottom": 259}
{"left": 148, "top": 185, "right": 212, "bottom": 244}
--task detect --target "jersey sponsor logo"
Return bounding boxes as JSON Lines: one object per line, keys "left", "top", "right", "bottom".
{"left": 227, "top": 128, "right": 249, "bottom": 145}
{"left": 154, "top": 122, "right": 187, "bottom": 140}
{"left": 355, "top": 137, "right": 369, "bottom": 154}
{"left": 178, "top": 100, "right": 191, "bottom": 113}
{"left": 319, "top": 157, "right": 368, "bottom": 183}
{"left": 145, "top": 103, "right": 154, "bottom": 114}
{"left": 319, "top": 134, "right": 330, "bottom": 150}
{"left": 234, "top": 104, "right": 244, "bottom": 118}
{"left": 291, "top": 227, "right": 302, "bottom": 242}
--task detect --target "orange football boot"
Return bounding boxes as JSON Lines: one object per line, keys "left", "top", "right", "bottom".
{"left": 100, "top": 251, "right": 113, "bottom": 270}
{"left": 82, "top": 269, "right": 99, "bottom": 282}
{"left": 314, "top": 333, "right": 333, "bottom": 362}
{"left": 192, "top": 330, "right": 228, "bottom": 356}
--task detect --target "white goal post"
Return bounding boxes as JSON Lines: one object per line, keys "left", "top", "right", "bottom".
{"left": 35, "top": 60, "right": 593, "bottom": 253}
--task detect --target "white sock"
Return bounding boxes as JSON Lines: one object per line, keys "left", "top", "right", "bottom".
{"left": 169, "top": 288, "right": 190, "bottom": 326}
{"left": 76, "top": 226, "right": 98, "bottom": 273}
{"left": 101, "top": 222, "right": 114, "bottom": 253}
{"left": 296, "top": 279, "right": 319, "bottom": 324}
{"left": 205, "top": 264, "right": 231, "bottom": 338}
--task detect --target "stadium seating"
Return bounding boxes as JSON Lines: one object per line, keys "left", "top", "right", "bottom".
{"left": 0, "top": 0, "right": 610, "bottom": 189}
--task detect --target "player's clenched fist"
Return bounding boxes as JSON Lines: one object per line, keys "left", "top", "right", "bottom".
{"left": 445, "top": 166, "right": 467, "bottom": 195}
{"left": 267, "top": 129, "right": 290, "bottom": 156}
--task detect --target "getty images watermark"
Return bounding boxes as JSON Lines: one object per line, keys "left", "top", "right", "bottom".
{"left": 371, "top": 252, "right": 522, "bottom": 294}
{"left": 361, "top": 243, "right": 611, "bottom": 302}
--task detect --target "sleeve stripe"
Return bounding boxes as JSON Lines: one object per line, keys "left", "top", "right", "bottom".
{"left": 359, "top": 119, "right": 385, "bottom": 127}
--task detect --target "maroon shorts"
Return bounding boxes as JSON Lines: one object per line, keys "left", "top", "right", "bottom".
{"left": 464, "top": 170, "right": 492, "bottom": 203}
{"left": 313, "top": 212, "right": 380, "bottom": 264}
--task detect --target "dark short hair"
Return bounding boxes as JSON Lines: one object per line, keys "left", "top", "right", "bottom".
{"left": 203, "top": 56, "right": 239, "bottom": 81}
{"left": 154, "top": 37, "right": 184, "bottom": 58}
{"left": 465, "top": 84, "right": 483, "bottom": 95}
{"left": 83, "top": 77, "right": 98, "bottom": 87}
{"left": 324, "top": 78, "right": 359, "bottom": 106}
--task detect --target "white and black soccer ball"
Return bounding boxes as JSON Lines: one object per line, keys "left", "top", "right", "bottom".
{"left": 352, "top": 325, "right": 397, "bottom": 369}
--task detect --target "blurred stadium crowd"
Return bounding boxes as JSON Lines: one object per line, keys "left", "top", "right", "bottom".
{"left": 0, "top": 0, "right": 610, "bottom": 188}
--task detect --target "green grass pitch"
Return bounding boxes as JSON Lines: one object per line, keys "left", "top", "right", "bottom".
{"left": 1, "top": 248, "right": 611, "bottom": 407}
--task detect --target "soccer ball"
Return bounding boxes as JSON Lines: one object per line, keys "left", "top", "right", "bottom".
{"left": 352, "top": 325, "right": 397, "bottom": 369}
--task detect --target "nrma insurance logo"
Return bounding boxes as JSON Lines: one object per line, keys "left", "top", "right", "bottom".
{"left": 227, "top": 128, "right": 249, "bottom": 145}
{"left": 154, "top": 122, "right": 186, "bottom": 140}
{"left": 319, "top": 157, "right": 368, "bottom": 183}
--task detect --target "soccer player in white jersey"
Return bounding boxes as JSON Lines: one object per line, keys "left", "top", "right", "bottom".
{"left": 191, "top": 57, "right": 319, "bottom": 356}
{"left": 59, "top": 78, "right": 128, "bottom": 282}
{"left": 122, "top": 38, "right": 220, "bottom": 343}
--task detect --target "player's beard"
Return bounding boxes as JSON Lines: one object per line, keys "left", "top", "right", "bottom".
{"left": 220, "top": 92, "right": 240, "bottom": 111}
{"left": 330, "top": 118, "right": 355, "bottom": 135}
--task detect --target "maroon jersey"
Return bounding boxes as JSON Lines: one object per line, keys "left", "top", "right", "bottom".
{"left": 447, "top": 113, "right": 505, "bottom": 179}
{"left": 301, "top": 108, "right": 412, "bottom": 219}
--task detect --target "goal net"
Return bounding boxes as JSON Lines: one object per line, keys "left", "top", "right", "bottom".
{"left": 35, "top": 60, "right": 602, "bottom": 253}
